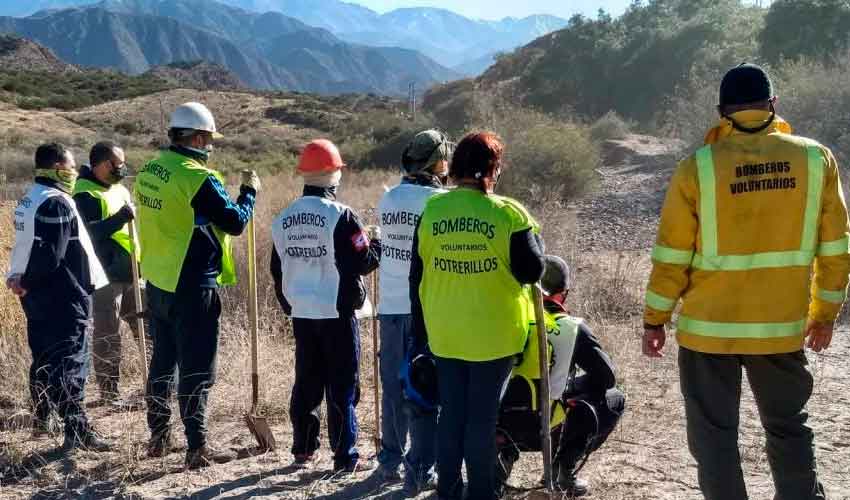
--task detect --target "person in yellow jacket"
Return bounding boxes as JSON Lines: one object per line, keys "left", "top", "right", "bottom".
{"left": 643, "top": 63, "right": 849, "bottom": 500}
{"left": 410, "top": 131, "right": 545, "bottom": 500}
{"left": 135, "top": 102, "right": 261, "bottom": 469}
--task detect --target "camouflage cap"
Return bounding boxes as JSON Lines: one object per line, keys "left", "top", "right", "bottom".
{"left": 401, "top": 129, "right": 453, "bottom": 174}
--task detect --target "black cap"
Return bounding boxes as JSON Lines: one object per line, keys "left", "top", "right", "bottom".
{"left": 719, "top": 63, "right": 774, "bottom": 106}
{"left": 541, "top": 255, "right": 571, "bottom": 295}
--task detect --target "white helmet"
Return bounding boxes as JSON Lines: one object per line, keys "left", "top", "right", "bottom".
{"left": 169, "top": 102, "right": 223, "bottom": 138}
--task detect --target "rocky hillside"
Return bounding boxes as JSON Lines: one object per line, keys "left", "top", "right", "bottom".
{"left": 145, "top": 61, "right": 244, "bottom": 90}
{"left": 0, "top": 0, "right": 458, "bottom": 95}
{"left": 0, "top": 34, "right": 77, "bottom": 73}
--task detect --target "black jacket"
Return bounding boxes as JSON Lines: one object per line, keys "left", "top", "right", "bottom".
{"left": 73, "top": 166, "right": 133, "bottom": 283}
{"left": 270, "top": 185, "right": 381, "bottom": 317}
{"left": 545, "top": 300, "right": 617, "bottom": 402}
{"left": 21, "top": 179, "right": 97, "bottom": 316}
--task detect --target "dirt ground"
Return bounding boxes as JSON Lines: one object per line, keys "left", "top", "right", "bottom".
{"left": 1, "top": 137, "right": 849, "bottom": 499}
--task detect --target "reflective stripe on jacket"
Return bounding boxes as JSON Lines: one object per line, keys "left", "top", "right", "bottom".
{"left": 645, "top": 110, "right": 850, "bottom": 354}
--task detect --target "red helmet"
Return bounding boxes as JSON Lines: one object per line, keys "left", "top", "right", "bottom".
{"left": 296, "top": 139, "right": 345, "bottom": 174}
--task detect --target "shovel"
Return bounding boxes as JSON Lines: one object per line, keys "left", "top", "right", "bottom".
{"left": 242, "top": 181, "right": 276, "bottom": 452}
{"left": 532, "top": 284, "right": 554, "bottom": 496}
{"left": 371, "top": 270, "right": 381, "bottom": 455}
{"left": 128, "top": 219, "right": 148, "bottom": 387}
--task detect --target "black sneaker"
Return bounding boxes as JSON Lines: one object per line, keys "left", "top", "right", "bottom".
{"left": 185, "top": 445, "right": 235, "bottom": 469}
{"left": 63, "top": 429, "right": 112, "bottom": 452}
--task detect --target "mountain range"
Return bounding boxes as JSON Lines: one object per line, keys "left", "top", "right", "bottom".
{"left": 0, "top": 0, "right": 460, "bottom": 95}
{"left": 1, "top": 0, "right": 568, "bottom": 74}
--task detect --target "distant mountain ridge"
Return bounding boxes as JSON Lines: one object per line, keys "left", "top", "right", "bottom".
{"left": 0, "top": 0, "right": 459, "bottom": 95}
{"left": 0, "top": 0, "right": 568, "bottom": 74}
{"left": 0, "top": 34, "right": 78, "bottom": 73}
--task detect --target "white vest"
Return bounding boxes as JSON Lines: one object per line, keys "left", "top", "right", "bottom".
{"left": 377, "top": 182, "right": 445, "bottom": 314}
{"left": 272, "top": 196, "right": 346, "bottom": 319}
{"left": 7, "top": 183, "right": 108, "bottom": 290}
{"left": 549, "top": 315, "right": 581, "bottom": 399}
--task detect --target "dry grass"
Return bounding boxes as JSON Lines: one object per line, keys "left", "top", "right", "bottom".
{"left": 1, "top": 168, "right": 849, "bottom": 499}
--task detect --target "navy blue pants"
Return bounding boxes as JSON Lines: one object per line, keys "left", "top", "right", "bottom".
{"left": 435, "top": 355, "right": 515, "bottom": 500}
{"left": 146, "top": 284, "right": 221, "bottom": 450}
{"left": 290, "top": 316, "right": 361, "bottom": 468}
{"left": 23, "top": 293, "right": 92, "bottom": 438}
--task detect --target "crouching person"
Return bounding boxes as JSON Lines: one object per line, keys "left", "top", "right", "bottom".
{"left": 271, "top": 139, "right": 381, "bottom": 472}
{"left": 6, "top": 143, "right": 111, "bottom": 451}
{"left": 495, "top": 256, "right": 625, "bottom": 497}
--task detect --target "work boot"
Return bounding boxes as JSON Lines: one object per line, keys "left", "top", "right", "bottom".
{"left": 372, "top": 464, "right": 402, "bottom": 483}
{"left": 31, "top": 417, "right": 56, "bottom": 438}
{"left": 185, "top": 444, "right": 235, "bottom": 469}
{"left": 292, "top": 453, "right": 315, "bottom": 469}
{"left": 147, "top": 431, "right": 174, "bottom": 458}
{"left": 63, "top": 427, "right": 112, "bottom": 453}
{"left": 554, "top": 469, "right": 589, "bottom": 497}
{"left": 401, "top": 472, "right": 438, "bottom": 497}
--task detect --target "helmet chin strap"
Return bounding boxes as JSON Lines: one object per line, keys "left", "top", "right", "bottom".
{"left": 724, "top": 102, "right": 776, "bottom": 134}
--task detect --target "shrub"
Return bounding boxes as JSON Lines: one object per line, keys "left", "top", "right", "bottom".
{"left": 471, "top": 106, "right": 600, "bottom": 204}
{"left": 590, "top": 111, "right": 633, "bottom": 142}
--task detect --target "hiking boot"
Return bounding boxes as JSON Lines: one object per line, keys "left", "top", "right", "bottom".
{"left": 334, "top": 457, "right": 371, "bottom": 475}
{"left": 31, "top": 417, "right": 56, "bottom": 438}
{"left": 185, "top": 444, "right": 235, "bottom": 469}
{"left": 292, "top": 453, "right": 315, "bottom": 468}
{"left": 371, "top": 464, "right": 402, "bottom": 483}
{"left": 147, "top": 432, "right": 174, "bottom": 458}
{"left": 401, "top": 472, "right": 437, "bottom": 497}
{"left": 554, "top": 473, "right": 589, "bottom": 497}
{"left": 63, "top": 428, "right": 112, "bottom": 452}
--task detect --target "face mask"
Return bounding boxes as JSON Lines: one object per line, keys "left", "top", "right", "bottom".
{"left": 185, "top": 146, "right": 210, "bottom": 162}
{"left": 108, "top": 161, "right": 128, "bottom": 184}
{"left": 35, "top": 168, "right": 78, "bottom": 193}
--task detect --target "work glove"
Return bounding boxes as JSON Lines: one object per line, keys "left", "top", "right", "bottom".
{"left": 241, "top": 170, "right": 262, "bottom": 194}
{"left": 114, "top": 203, "right": 135, "bottom": 224}
{"left": 366, "top": 225, "right": 381, "bottom": 240}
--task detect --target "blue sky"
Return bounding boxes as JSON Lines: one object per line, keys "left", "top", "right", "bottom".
{"left": 354, "top": 0, "right": 634, "bottom": 20}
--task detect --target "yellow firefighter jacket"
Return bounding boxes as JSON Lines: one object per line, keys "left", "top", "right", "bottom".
{"left": 645, "top": 110, "right": 850, "bottom": 354}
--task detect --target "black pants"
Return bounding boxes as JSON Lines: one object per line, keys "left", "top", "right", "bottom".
{"left": 679, "top": 347, "right": 826, "bottom": 500}
{"left": 290, "top": 316, "right": 361, "bottom": 468}
{"left": 435, "top": 355, "right": 515, "bottom": 500}
{"left": 23, "top": 293, "right": 93, "bottom": 438}
{"left": 145, "top": 284, "right": 221, "bottom": 450}
{"left": 496, "top": 386, "right": 625, "bottom": 487}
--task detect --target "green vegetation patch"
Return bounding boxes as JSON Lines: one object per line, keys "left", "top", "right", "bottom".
{"left": 0, "top": 69, "right": 172, "bottom": 110}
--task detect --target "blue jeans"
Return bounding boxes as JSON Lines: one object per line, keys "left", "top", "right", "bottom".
{"left": 436, "top": 355, "right": 515, "bottom": 500}
{"left": 377, "top": 314, "right": 437, "bottom": 481}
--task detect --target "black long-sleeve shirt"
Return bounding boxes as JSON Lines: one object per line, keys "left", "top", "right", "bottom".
{"left": 544, "top": 300, "right": 617, "bottom": 402}
{"left": 73, "top": 166, "right": 133, "bottom": 283}
{"left": 409, "top": 217, "right": 545, "bottom": 354}
{"left": 172, "top": 146, "right": 255, "bottom": 291}
{"left": 270, "top": 185, "right": 381, "bottom": 317}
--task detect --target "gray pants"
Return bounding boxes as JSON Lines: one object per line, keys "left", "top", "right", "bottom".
{"left": 679, "top": 347, "right": 827, "bottom": 500}
{"left": 92, "top": 282, "right": 140, "bottom": 395}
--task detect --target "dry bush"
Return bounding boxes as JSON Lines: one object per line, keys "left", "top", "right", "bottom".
{"left": 590, "top": 111, "right": 633, "bottom": 142}
{"left": 478, "top": 107, "right": 600, "bottom": 205}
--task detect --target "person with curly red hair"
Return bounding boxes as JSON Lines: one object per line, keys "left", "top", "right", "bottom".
{"left": 410, "top": 132, "right": 545, "bottom": 499}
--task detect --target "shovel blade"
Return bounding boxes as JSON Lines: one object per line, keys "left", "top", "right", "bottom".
{"left": 244, "top": 413, "right": 276, "bottom": 452}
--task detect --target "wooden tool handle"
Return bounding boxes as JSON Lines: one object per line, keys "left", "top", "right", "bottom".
{"left": 247, "top": 214, "right": 260, "bottom": 411}
{"left": 128, "top": 219, "right": 148, "bottom": 385}
{"left": 533, "top": 284, "right": 554, "bottom": 494}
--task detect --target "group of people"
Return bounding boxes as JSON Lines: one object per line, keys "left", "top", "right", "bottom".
{"left": 5, "top": 62, "right": 847, "bottom": 500}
